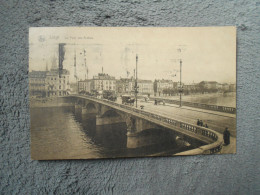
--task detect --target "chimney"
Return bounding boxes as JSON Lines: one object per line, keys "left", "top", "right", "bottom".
{"left": 59, "top": 43, "right": 66, "bottom": 77}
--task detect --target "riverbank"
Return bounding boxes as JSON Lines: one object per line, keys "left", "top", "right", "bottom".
{"left": 30, "top": 97, "right": 74, "bottom": 108}
{"left": 151, "top": 92, "right": 236, "bottom": 107}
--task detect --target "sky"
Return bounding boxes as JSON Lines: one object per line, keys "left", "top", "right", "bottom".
{"left": 29, "top": 27, "right": 236, "bottom": 84}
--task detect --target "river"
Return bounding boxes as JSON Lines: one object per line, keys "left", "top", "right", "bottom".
{"left": 30, "top": 106, "right": 203, "bottom": 160}
{"left": 156, "top": 92, "right": 236, "bottom": 107}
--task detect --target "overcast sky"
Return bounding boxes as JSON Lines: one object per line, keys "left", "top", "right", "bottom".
{"left": 29, "top": 27, "right": 236, "bottom": 84}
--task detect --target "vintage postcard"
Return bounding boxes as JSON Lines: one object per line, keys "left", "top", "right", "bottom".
{"left": 29, "top": 27, "right": 236, "bottom": 160}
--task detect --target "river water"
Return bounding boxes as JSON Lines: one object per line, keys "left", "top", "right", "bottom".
{"left": 160, "top": 92, "right": 236, "bottom": 107}
{"left": 31, "top": 106, "right": 202, "bottom": 160}
{"left": 30, "top": 93, "right": 235, "bottom": 160}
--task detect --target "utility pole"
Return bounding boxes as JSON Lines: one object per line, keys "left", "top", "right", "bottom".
{"left": 84, "top": 49, "right": 88, "bottom": 80}
{"left": 87, "top": 67, "right": 88, "bottom": 80}
{"left": 135, "top": 54, "right": 138, "bottom": 108}
{"left": 101, "top": 67, "right": 104, "bottom": 91}
{"left": 179, "top": 59, "right": 182, "bottom": 107}
{"left": 74, "top": 49, "right": 78, "bottom": 94}
{"left": 133, "top": 69, "right": 135, "bottom": 95}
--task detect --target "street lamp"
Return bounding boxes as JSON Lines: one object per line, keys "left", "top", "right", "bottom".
{"left": 179, "top": 59, "right": 183, "bottom": 107}
{"left": 170, "top": 58, "right": 182, "bottom": 107}
{"left": 177, "top": 45, "right": 186, "bottom": 107}
{"left": 135, "top": 54, "right": 139, "bottom": 108}
{"left": 73, "top": 49, "right": 79, "bottom": 94}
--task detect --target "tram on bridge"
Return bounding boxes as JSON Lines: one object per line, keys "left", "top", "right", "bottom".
{"left": 102, "top": 90, "right": 117, "bottom": 101}
{"left": 121, "top": 95, "right": 135, "bottom": 106}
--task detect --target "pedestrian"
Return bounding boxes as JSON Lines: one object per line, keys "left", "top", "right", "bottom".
{"left": 205, "top": 124, "right": 208, "bottom": 128}
{"left": 223, "top": 127, "right": 230, "bottom": 145}
{"left": 200, "top": 120, "right": 203, "bottom": 127}
{"left": 197, "top": 119, "right": 200, "bottom": 126}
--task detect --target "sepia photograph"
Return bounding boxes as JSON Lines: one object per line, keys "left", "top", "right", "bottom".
{"left": 29, "top": 27, "right": 236, "bottom": 160}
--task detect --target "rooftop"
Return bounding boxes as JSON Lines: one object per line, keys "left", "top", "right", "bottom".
{"left": 29, "top": 69, "right": 70, "bottom": 78}
{"left": 155, "top": 79, "right": 174, "bottom": 83}
{"left": 93, "top": 73, "right": 115, "bottom": 80}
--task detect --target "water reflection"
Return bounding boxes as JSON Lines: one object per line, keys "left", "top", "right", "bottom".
{"left": 182, "top": 92, "right": 236, "bottom": 107}
{"left": 31, "top": 107, "right": 103, "bottom": 160}
{"left": 31, "top": 106, "right": 203, "bottom": 160}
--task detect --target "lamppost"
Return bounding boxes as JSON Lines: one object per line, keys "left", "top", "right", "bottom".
{"left": 101, "top": 67, "right": 104, "bottom": 92}
{"left": 179, "top": 59, "right": 183, "bottom": 107}
{"left": 170, "top": 58, "right": 183, "bottom": 107}
{"left": 73, "top": 49, "right": 79, "bottom": 94}
{"left": 135, "top": 54, "right": 139, "bottom": 108}
{"left": 177, "top": 45, "right": 186, "bottom": 107}
{"left": 170, "top": 46, "right": 186, "bottom": 106}
{"left": 83, "top": 49, "right": 88, "bottom": 80}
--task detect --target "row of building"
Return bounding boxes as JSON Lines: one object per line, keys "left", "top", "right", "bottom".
{"left": 29, "top": 69, "right": 236, "bottom": 98}
{"left": 78, "top": 74, "right": 236, "bottom": 96}
{"left": 29, "top": 68, "right": 70, "bottom": 97}
{"left": 78, "top": 73, "right": 155, "bottom": 96}
{"left": 78, "top": 73, "right": 154, "bottom": 95}
{"left": 154, "top": 80, "right": 236, "bottom": 95}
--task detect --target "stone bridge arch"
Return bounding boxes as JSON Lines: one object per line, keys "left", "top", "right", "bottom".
{"left": 99, "top": 107, "right": 125, "bottom": 118}
{"left": 80, "top": 100, "right": 98, "bottom": 115}
{"left": 86, "top": 102, "right": 97, "bottom": 112}
{"left": 76, "top": 98, "right": 160, "bottom": 134}
{"left": 76, "top": 99, "right": 85, "bottom": 106}
{"left": 102, "top": 109, "right": 122, "bottom": 118}
{"left": 125, "top": 116, "right": 159, "bottom": 134}
{"left": 96, "top": 105, "right": 126, "bottom": 126}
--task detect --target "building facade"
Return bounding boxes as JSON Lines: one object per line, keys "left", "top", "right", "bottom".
{"left": 29, "top": 68, "right": 70, "bottom": 97}
{"left": 45, "top": 69, "right": 70, "bottom": 97}
{"left": 222, "top": 83, "right": 230, "bottom": 91}
{"left": 183, "top": 84, "right": 197, "bottom": 91}
{"left": 92, "top": 73, "right": 116, "bottom": 92}
{"left": 29, "top": 71, "right": 47, "bottom": 97}
{"left": 154, "top": 79, "right": 177, "bottom": 96}
{"left": 116, "top": 77, "right": 135, "bottom": 95}
{"left": 78, "top": 79, "right": 93, "bottom": 93}
{"left": 199, "top": 81, "right": 220, "bottom": 90}
{"left": 137, "top": 80, "right": 154, "bottom": 95}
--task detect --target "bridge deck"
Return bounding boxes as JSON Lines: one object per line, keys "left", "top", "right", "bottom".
{"left": 72, "top": 95, "right": 226, "bottom": 146}
{"left": 136, "top": 100, "right": 236, "bottom": 137}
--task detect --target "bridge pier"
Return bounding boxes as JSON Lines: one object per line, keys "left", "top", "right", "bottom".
{"left": 125, "top": 116, "right": 159, "bottom": 148}
{"left": 74, "top": 104, "right": 82, "bottom": 115}
{"left": 135, "top": 118, "right": 156, "bottom": 132}
{"left": 82, "top": 107, "right": 98, "bottom": 115}
{"left": 127, "top": 133, "right": 143, "bottom": 148}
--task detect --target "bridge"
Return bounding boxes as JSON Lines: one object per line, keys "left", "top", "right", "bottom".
{"left": 62, "top": 95, "right": 226, "bottom": 155}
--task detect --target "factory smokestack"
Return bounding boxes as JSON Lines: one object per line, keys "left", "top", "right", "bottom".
{"left": 59, "top": 43, "right": 66, "bottom": 77}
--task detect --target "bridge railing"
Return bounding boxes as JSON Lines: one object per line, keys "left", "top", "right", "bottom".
{"left": 77, "top": 95, "right": 223, "bottom": 155}
{"left": 149, "top": 97, "right": 236, "bottom": 114}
